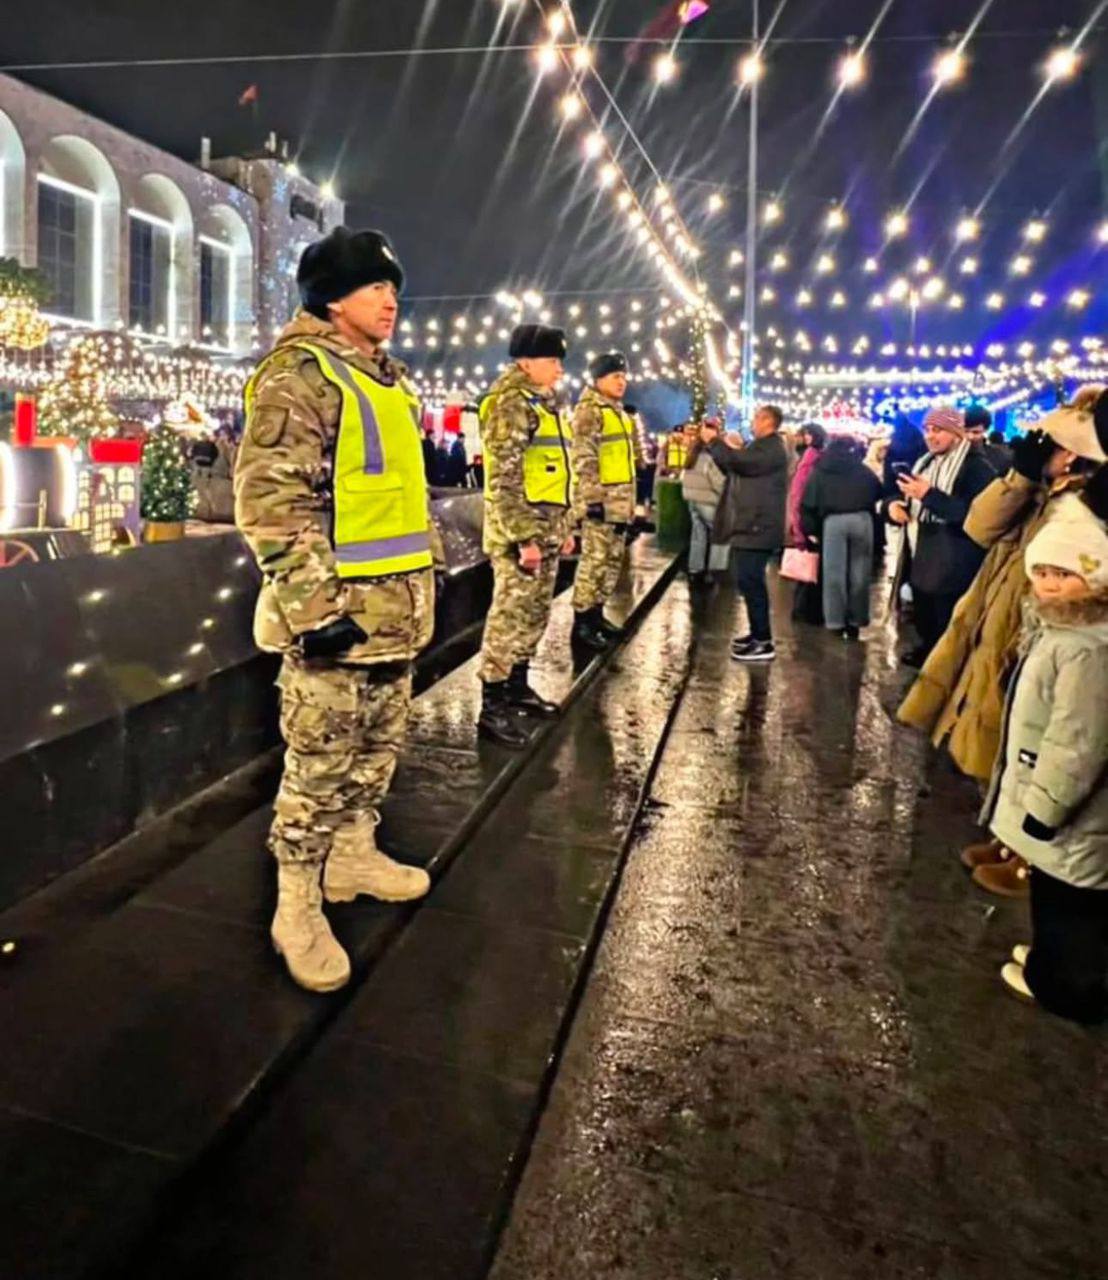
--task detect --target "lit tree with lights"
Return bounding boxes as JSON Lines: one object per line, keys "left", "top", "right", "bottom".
{"left": 37, "top": 335, "right": 119, "bottom": 444}
{"left": 140, "top": 423, "right": 195, "bottom": 524}
{"left": 687, "top": 306, "right": 710, "bottom": 421}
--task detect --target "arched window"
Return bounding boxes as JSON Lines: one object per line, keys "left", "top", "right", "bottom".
{"left": 197, "top": 203, "right": 253, "bottom": 353}
{"left": 129, "top": 174, "right": 193, "bottom": 341}
{"left": 0, "top": 109, "right": 27, "bottom": 260}
{"left": 38, "top": 136, "right": 121, "bottom": 326}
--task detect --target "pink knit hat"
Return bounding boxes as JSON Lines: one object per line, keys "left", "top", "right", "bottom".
{"left": 923, "top": 406, "right": 967, "bottom": 437}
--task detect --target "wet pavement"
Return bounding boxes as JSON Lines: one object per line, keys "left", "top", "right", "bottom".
{"left": 490, "top": 573, "right": 1108, "bottom": 1280}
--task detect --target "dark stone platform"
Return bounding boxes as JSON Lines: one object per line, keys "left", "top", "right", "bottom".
{"left": 0, "top": 539, "right": 683, "bottom": 1280}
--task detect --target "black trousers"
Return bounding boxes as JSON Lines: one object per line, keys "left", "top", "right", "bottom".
{"left": 1025, "top": 867, "right": 1108, "bottom": 1025}
{"left": 734, "top": 549, "right": 774, "bottom": 642}
{"left": 912, "top": 589, "right": 960, "bottom": 656}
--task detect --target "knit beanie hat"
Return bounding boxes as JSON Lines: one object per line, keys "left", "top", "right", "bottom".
{"left": 1037, "top": 385, "right": 1108, "bottom": 463}
{"left": 297, "top": 227, "right": 404, "bottom": 316}
{"left": 509, "top": 324, "right": 567, "bottom": 360}
{"left": 589, "top": 350, "right": 628, "bottom": 381}
{"left": 923, "top": 406, "right": 967, "bottom": 437}
{"left": 1025, "top": 494, "right": 1108, "bottom": 590}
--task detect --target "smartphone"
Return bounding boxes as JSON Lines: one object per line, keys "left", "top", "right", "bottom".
{"left": 891, "top": 463, "right": 910, "bottom": 480}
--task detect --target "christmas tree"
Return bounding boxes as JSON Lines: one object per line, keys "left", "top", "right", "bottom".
{"left": 140, "top": 424, "right": 195, "bottom": 523}
{"left": 38, "top": 335, "right": 120, "bottom": 444}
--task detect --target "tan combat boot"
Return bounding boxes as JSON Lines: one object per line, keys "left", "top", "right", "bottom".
{"left": 972, "top": 853, "right": 1030, "bottom": 899}
{"left": 271, "top": 862, "right": 351, "bottom": 993}
{"left": 323, "top": 814, "right": 431, "bottom": 904}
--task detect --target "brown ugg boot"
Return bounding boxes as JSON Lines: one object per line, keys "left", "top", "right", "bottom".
{"left": 960, "top": 837, "right": 1009, "bottom": 870}
{"left": 973, "top": 854, "right": 1030, "bottom": 899}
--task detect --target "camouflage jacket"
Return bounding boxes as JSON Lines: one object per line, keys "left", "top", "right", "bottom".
{"left": 234, "top": 311, "right": 444, "bottom": 665}
{"left": 571, "top": 387, "right": 640, "bottom": 523}
{"left": 480, "top": 364, "right": 572, "bottom": 554}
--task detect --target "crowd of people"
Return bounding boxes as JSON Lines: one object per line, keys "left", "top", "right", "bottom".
{"left": 660, "top": 387, "right": 1108, "bottom": 1025}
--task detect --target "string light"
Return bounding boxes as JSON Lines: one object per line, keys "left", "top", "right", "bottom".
{"left": 653, "top": 52, "right": 678, "bottom": 83}
{"left": 825, "top": 206, "right": 847, "bottom": 232}
{"left": 546, "top": 9, "right": 567, "bottom": 37}
{"left": 933, "top": 47, "right": 967, "bottom": 87}
{"left": 1099, "top": 222, "right": 1108, "bottom": 246}
{"left": 1023, "top": 219, "right": 1047, "bottom": 243}
{"left": 838, "top": 51, "right": 866, "bottom": 88}
{"left": 955, "top": 216, "right": 980, "bottom": 241}
{"left": 1044, "top": 45, "right": 1080, "bottom": 83}
{"left": 582, "top": 130, "right": 604, "bottom": 159}
{"left": 816, "top": 254, "right": 835, "bottom": 274}
{"left": 960, "top": 256, "right": 979, "bottom": 274}
{"left": 1010, "top": 254, "right": 1033, "bottom": 275}
{"left": 885, "top": 211, "right": 909, "bottom": 238}
{"left": 738, "top": 52, "right": 765, "bottom": 85}
{"left": 560, "top": 92, "right": 582, "bottom": 119}
{"left": 763, "top": 199, "right": 782, "bottom": 225}
{"left": 535, "top": 42, "right": 559, "bottom": 73}
{"left": 1066, "top": 289, "right": 1090, "bottom": 309}
{"left": 706, "top": 192, "right": 725, "bottom": 214}
{"left": 571, "top": 44, "right": 593, "bottom": 70}
{"left": 986, "top": 292, "right": 1004, "bottom": 309}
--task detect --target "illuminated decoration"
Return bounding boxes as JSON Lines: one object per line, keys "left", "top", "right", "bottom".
{"left": 838, "top": 50, "right": 866, "bottom": 88}
{"left": 560, "top": 92, "right": 583, "bottom": 119}
{"left": 571, "top": 44, "right": 593, "bottom": 69}
{"left": 37, "top": 335, "right": 120, "bottom": 445}
{"left": 986, "top": 292, "right": 1004, "bottom": 310}
{"left": 933, "top": 47, "right": 967, "bottom": 86}
{"left": 1067, "top": 289, "right": 1090, "bottom": 310}
{"left": 0, "top": 258, "right": 51, "bottom": 351}
{"left": 1010, "top": 254, "right": 1033, "bottom": 276}
{"left": 140, "top": 422, "right": 195, "bottom": 524}
{"left": 885, "top": 211, "right": 909, "bottom": 238}
{"left": 1099, "top": 222, "right": 1108, "bottom": 246}
{"left": 864, "top": 257, "right": 879, "bottom": 273}
{"left": 1029, "top": 291, "right": 1046, "bottom": 308}
{"left": 1044, "top": 45, "right": 1080, "bottom": 83}
{"left": 816, "top": 254, "right": 835, "bottom": 274}
{"left": 955, "top": 216, "right": 980, "bottom": 242}
{"left": 825, "top": 206, "right": 847, "bottom": 232}
{"left": 1023, "top": 219, "right": 1047, "bottom": 243}
{"left": 960, "top": 256, "right": 979, "bottom": 274}
{"left": 546, "top": 8, "right": 567, "bottom": 37}
{"left": 678, "top": 0, "right": 710, "bottom": 22}
{"left": 763, "top": 199, "right": 782, "bottom": 225}
{"left": 319, "top": 181, "right": 336, "bottom": 201}
{"left": 582, "top": 130, "right": 605, "bottom": 159}
{"left": 653, "top": 52, "right": 679, "bottom": 83}
{"left": 535, "top": 42, "right": 559, "bottom": 73}
{"left": 738, "top": 51, "right": 765, "bottom": 85}
{"left": 706, "top": 192, "right": 725, "bottom": 214}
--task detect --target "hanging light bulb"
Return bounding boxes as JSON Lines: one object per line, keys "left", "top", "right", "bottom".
{"left": 1067, "top": 288, "right": 1090, "bottom": 309}
{"left": 885, "top": 210, "right": 909, "bottom": 238}
{"left": 763, "top": 199, "right": 782, "bottom": 225}
{"left": 560, "top": 92, "right": 582, "bottom": 120}
{"left": 838, "top": 50, "right": 866, "bottom": 88}
{"left": 616, "top": 190, "right": 633, "bottom": 209}
{"left": 738, "top": 51, "right": 765, "bottom": 85}
{"left": 960, "top": 256, "right": 979, "bottom": 275}
{"left": 1098, "top": 221, "right": 1108, "bottom": 245}
{"left": 707, "top": 192, "right": 725, "bottom": 214}
{"left": 582, "top": 130, "right": 605, "bottom": 159}
{"left": 1010, "top": 254, "right": 1032, "bottom": 275}
{"left": 816, "top": 253, "right": 835, "bottom": 274}
{"left": 986, "top": 292, "right": 1004, "bottom": 310}
{"left": 571, "top": 44, "right": 594, "bottom": 70}
{"left": 535, "top": 42, "right": 559, "bottom": 73}
{"left": 955, "top": 215, "right": 979, "bottom": 241}
{"left": 598, "top": 163, "right": 618, "bottom": 187}
{"left": 1023, "top": 219, "right": 1047, "bottom": 243}
{"left": 1044, "top": 45, "right": 1080, "bottom": 83}
{"left": 546, "top": 9, "right": 567, "bottom": 38}
{"left": 933, "top": 47, "right": 966, "bottom": 87}
{"left": 825, "top": 206, "right": 847, "bottom": 232}
{"left": 653, "top": 52, "right": 678, "bottom": 83}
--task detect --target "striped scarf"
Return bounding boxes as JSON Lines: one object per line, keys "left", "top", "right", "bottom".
{"left": 910, "top": 438, "right": 971, "bottom": 525}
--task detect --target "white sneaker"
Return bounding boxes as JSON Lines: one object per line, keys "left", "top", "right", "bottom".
{"left": 323, "top": 814, "right": 431, "bottom": 904}
{"left": 271, "top": 863, "right": 351, "bottom": 993}
{"left": 1011, "top": 944, "right": 1031, "bottom": 968}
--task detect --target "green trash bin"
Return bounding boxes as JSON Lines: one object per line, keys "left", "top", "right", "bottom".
{"left": 655, "top": 479, "right": 691, "bottom": 550}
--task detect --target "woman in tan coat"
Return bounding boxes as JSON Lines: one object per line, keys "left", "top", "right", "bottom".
{"left": 898, "top": 387, "right": 1108, "bottom": 893}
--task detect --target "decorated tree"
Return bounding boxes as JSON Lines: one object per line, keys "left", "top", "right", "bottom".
{"left": 140, "top": 424, "right": 195, "bottom": 524}
{"left": 0, "top": 257, "right": 51, "bottom": 350}
{"left": 37, "top": 335, "right": 120, "bottom": 444}
{"left": 687, "top": 306, "right": 710, "bottom": 421}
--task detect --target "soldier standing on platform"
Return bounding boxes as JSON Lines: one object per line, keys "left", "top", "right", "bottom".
{"left": 476, "top": 323, "right": 576, "bottom": 748}
{"left": 236, "top": 227, "right": 440, "bottom": 994}
{"left": 571, "top": 351, "right": 639, "bottom": 649}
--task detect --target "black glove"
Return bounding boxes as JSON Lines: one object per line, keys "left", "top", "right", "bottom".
{"left": 1082, "top": 464, "right": 1108, "bottom": 522}
{"left": 1022, "top": 813, "right": 1057, "bottom": 842}
{"left": 299, "top": 616, "right": 369, "bottom": 660}
{"left": 613, "top": 522, "right": 628, "bottom": 537}
{"left": 585, "top": 502, "right": 606, "bottom": 523}
{"left": 1010, "top": 429, "right": 1056, "bottom": 483}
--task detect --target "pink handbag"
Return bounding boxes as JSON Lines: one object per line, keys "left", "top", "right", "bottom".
{"left": 780, "top": 547, "right": 819, "bottom": 584}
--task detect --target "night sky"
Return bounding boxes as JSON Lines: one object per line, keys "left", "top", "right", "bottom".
{"left": 3, "top": 0, "right": 1105, "bottom": 338}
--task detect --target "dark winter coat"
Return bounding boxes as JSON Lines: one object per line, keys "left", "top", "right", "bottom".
{"left": 708, "top": 433, "right": 789, "bottom": 551}
{"left": 885, "top": 449, "right": 996, "bottom": 597}
{"left": 799, "top": 452, "right": 882, "bottom": 539}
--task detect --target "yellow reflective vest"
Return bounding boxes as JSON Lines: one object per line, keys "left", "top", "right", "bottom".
{"left": 598, "top": 405, "right": 636, "bottom": 486}
{"left": 480, "top": 392, "right": 573, "bottom": 507}
{"left": 665, "top": 437, "right": 688, "bottom": 471}
{"left": 246, "top": 342, "right": 433, "bottom": 580}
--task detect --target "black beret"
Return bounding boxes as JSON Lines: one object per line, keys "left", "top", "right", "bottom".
{"left": 589, "top": 350, "right": 629, "bottom": 381}
{"left": 509, "top": 323, "right": 567, "bottom": 360}
{"left": 297, "top": 227, "right": 404, "bottom": 315}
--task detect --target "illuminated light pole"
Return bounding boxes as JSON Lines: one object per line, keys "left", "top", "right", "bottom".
{"left": 740, "top": 4, "right": 760, "bottom": 421}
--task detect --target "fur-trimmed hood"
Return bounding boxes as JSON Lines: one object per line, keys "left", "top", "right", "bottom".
{"left": 1032, "top": 591, "right": 1108, "bottom": 632}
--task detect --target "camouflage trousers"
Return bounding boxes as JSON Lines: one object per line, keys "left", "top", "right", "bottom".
{"left": 270, "top": 654, "right": 412, "bottom": 866}
{"left": 478, "top": 548, "right": 560, "bottom": 682}
{"left": 572, "top": 521, "right": 627, "bottom": 612}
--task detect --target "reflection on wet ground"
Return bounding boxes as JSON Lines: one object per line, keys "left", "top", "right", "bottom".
{"left": 492, "top": 571, "right": 1108, "bottom": 1280}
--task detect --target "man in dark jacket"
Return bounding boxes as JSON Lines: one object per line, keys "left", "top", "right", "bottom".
{"left": 885, "top": 406, "right": 996, "bottom": 666}
{"left": 701, "top": 405, "right": 789, "bottom": 662}
{"left": 883, "top": 412, "right": 928, "bottom": 497}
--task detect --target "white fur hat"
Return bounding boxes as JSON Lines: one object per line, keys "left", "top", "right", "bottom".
{"left": 1025, "top": 494, "right": 1108, "bottom": 590}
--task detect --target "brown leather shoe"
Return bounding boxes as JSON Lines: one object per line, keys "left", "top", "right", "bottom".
{"left": 972, "top": 854, "right": 1030, "bottom": 899}
{"left": 960, "top": 837, "right": 1008, "bottom": 870}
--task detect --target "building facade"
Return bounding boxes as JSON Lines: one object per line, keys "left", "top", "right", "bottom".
{"left": 0, "top": 73, "right": 343, "bottom": 355}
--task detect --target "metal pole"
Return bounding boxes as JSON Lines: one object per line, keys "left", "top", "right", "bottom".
{"left": 740, "top": 0, "right": 759, "bottom": 424}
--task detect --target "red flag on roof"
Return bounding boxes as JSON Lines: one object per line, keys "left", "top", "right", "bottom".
{"left": 238, "top": 84, "right": 259, "bottom": 107}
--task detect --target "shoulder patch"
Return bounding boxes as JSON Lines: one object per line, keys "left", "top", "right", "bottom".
{"left": 250, "top": 405, "right": 289, "bottom": 448}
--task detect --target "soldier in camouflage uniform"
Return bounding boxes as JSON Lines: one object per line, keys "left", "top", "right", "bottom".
{"left": 235, "top": 227, "right": 442, "bottom": 993}
{"left": 571, "top": 350, "right": 640, "bottom": 649}
{"left": 477, "top": 324, "right": 576, "bottom": 748}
